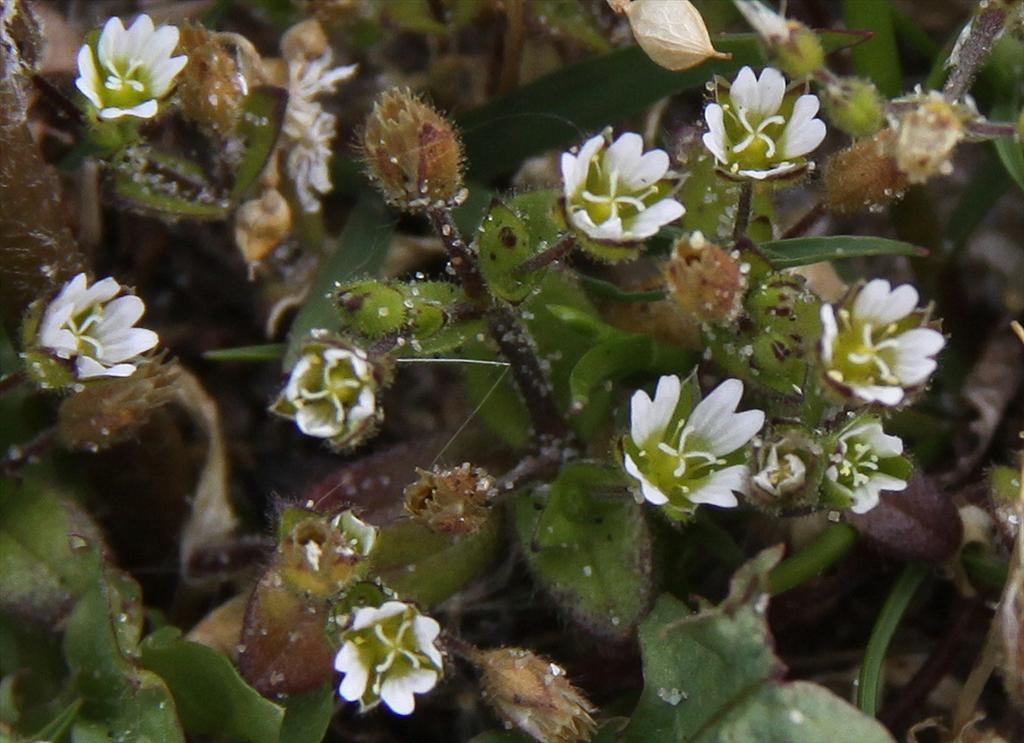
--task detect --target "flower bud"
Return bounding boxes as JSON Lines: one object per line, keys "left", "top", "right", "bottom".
{"left": 614, "top": 0, "right": 728, "bottom": 72}
{"left": 57, "top": 356, "right": 179, "bottom": 452}
{"left": 822, "top": 77, "right": 885, "bottom": 138}
{"left": 748, "top": 424, "right": 825, "bottom": 510}
{"left": 475, "top": 647, "right": 597, "bottom": 743}
{"left": 175, "top": 23, "right": 248, "bottom": 137}
{"left": 404, "top": 463, "right": 493, "bottom": 534}
{"left": 362, "top": 88, "right": 464, "bottom": 212}
{"left": 822, "top": 416, "right": 911, "bottom": 514}
{"left": 734, "top": 1, "right": 824, "bottom": 78}
{"left": 270, "top": 332, "right": 391, "bottom": 450}
{"left": 234, "top": 188, "right": 292, "bottom": 265}
{"left": 893, "top": 94, "right": 965, "bottom": 184}
{"left": 823, "top": 131, "right": 907, "bottom": 215}
{"left": 663, "top": 231, "right": 745, "bottom": 326}
{"left": 275, "top": 507, "right": 378, "bottom": 599}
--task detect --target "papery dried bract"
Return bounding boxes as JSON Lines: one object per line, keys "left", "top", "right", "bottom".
{"left": 404, "top": 463, "right": 493, "bottom": 534}
{"left": 618, "top": 0, "right": 727, "bottom": 72}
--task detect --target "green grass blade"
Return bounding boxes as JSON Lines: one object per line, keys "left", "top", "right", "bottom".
{"left": 843, "top": 0, "right": 903, "bottom": 97}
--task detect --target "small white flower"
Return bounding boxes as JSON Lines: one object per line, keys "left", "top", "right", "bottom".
{"left": 824, "top": 417, "right": 909, "bottom": 513}
{"left": 75, "top": 14, "right": 187, "bottom": 120}
{"left": 703, "top": 66, "right": 826, "bottom": 179}
{"left": 271, "top": 337, "right": 381, "bottom": 447}
{"left": 734, "top": 1, "right": 790, "bottom": 44}
{"left": 820, "top": 279, "right": 945, "bottom": 406}
{"left": 561, "top": 130, "right": 684, "bottom": 243}
{"left": 623, "top": 376, "right": 764, "bottom": 520}
{"left": 334, "top": 601, "right": 443, "bottom": 715}
{"left": 37, "top": 273, "right": 158, "bottom": 380}
{"left": 751, "top": 444, "right": 807, "bottom": 498}
{"left": 282, "top": 52, "right": 357, "bottom": 212}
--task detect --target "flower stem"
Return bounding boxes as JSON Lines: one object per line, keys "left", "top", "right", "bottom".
{"left": 2, "top": 428, "right": 57, "bottom": 477}
{"left": 768, "top": 522, "right": 858, "bottom": 595}
{"left": 0, "top": 370, "right": 27, "bottom": 397}
{"left": 512, "top": 234, "right": 576, "bottom": 278}
{"left": 856, "top": 563, "right": 929, "bottom": 717}
{"left": 943, "top": 5, "right": 1007, "bottom": 101}
{"left": 781, "top": 201, "right": 826, "bottom": 240}
{"left": 732, "top": 181, "right": 753, "bottom": 243}
{"left": 429, "top": 206, "right": 572, "bottom": 445}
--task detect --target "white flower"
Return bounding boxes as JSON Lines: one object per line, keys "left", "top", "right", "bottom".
{"left": 623, "top": 376, "right": 764, "bottom": 520}
{"left": 734, "top": 1, "right": 790, "bottom": 44}
{"left": 37, "top": 273, "right": 158, "bottom": 380}
{"left": 820, "top": 279, "right": 945, "bottom": 406}
{"left": 282, "top": 52, "right": 357, "bottom": 212}
{"left": 271, "top": 337, "right": 380, "bottom": 447}
{"left": 751, "top": 444, "right": 807, "bottom": 498}
{"left": 703, "top": 66, "right": 826, "bottom": 179}
{"left": 334, "top": 601, "right": 443, "bottom": 715}
{"left": 824, "top": 417, "right": 909, "bottom": 513}
{"left": 561, "top": 130, "right": 684, "bottom": 243}
{"left": 75, "top": 14, "right": 187, "bottom": 120}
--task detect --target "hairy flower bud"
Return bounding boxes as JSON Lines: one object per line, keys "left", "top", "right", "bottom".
{"left": 893, "top": 94, "right": 965, "bottom": 184}
{"left": 663, "top": 231, "right": 745, "bottom": 325}
{"left": 57, "top": 355, "right": 179, "bottom": 452}
{"left": 476, "top": 647, "right": 597, "bottom": 743}
{"left": 234, "top": 188, "right": 292, "bottom": 265}
{"left": 175, "top": 22, "right": 248, "bottom": 137}
{"left": 822, "top": 77, "right": 885, "bottom": 138}
{"left": 734, "top": 1, "right": 824, "bottom": 78}
{"left": 614, "top": 0, "right": 728, "bottom": 72}
{"left": 362, "top": 88, "right": 464, "bottom": 211}
{"left": 824, "top": 130, "right": 907, "bottom": 214}
{"left": 404, "top": 463, "right": 493, "bottom": 534}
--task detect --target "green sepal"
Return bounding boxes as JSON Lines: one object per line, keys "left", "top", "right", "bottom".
{"left": 231, "top": 86, "right": 288, "bottom": 202}
{"left": 476, "top": 199, "right": 542, "bottom": 303}
{"left": 111, "top": 148, "right": 229, "bottom": 221}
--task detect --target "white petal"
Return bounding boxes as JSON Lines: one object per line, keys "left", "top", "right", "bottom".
{"left": 623, "top": 453, "right": 669, "bottom": 505}
{"left": 685, "top": 379, "right": 741, "bottom": 439}
{"left": 380, "top": 669, "right": 437, "bottom": 715}
{"left": 96, "top": 328, "right": 159, "bottom": 363}
{"left": 560, "top": 152, "right": 582, "bottom": 198}
{"left": 139, "top": 24, "right": 179, "bottom": 69}
{"left": 97, "top": 17, "right": 126, "bottom": 70}
{"left": 101, "top": 99, "right": 159, "bottom": 119}
{"left": 896, "top": 327, "right": 945, "bottom": 358}
{"left": 75, "top": 47, "right": 104, "bottom": 108}
{"left": 336, "top": 644, "right": 369, "bottom": 702}
{"left": 688, "top": 465, "right": 746, "bottom": 507}
{"left": 148, "top": 54, "right": 188, "bottom": 97}
{"left": 77, "top": 276, "right": 121, "bottom": 309}
{"left": 819, "top": 304, "right": 838, "bottom": 363}
{"left": 413, "top": 616, "right": 443, "bottom": 668}
{"left": 99, "top": 294, "right": 145, "bottom": 329}
{"left": 124, "top": 14, "right": 156, "bottom": 63}
{"left": 736, "top": 161, "right": 803, "bottom": 179}
{"left": 854, "top": 280, "right": 919, "bottom": 324}
{"left": 295, "top": 403, "right": 342, "bottom": 438}
{"left": 635, "top": 374, "right": 682, "bottom": 445}
{"left": 729, "top": 66, "right": 759, "bottom": 112}
{"left": 703, "top": 103, "right": 728, "bottom": 163}
{"left": 852, "top": 383, "right": 904, "bottom": 406}
{"left": 570, "top": 209, "right": 624, "bottom": 241}
{"left": 603, "top": 132, "right": 645, "bottom": 183}
{"left": 754, "top": 67, "right": 786, "bottom": 116}
{"left": 625, "top": 198, "right": 685, "bottom": 239}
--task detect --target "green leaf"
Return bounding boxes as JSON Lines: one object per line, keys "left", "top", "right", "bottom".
{"left": 610, "top": 549, "right": 894, "bottom": 743}
{"left": 279, "top": 683, "right": 336, "bottom": 743}
{"left": 112, "top": 149, "right": 229, "bottom": 221}
{"left": 577, "top": 276, "right": 667, "bottom": 303}
{"left": 569, "top": 335, "right": 694, "bottom": 410}
{"left": 140, "top": 626, "right": 285, "bottom": 743}
{"left": 761, "top": 235, "right": 927, "bottom": 267}
{"left": 843, "top": 0, "right": 903, "bottom": 97}
{"left": 476, "top": 200, "right": 542, "bottom": 302}
{"left": 369, "top": 515, "right": 503, "bottom": 606}
{"left": 64, "top": 587, "right": 184, "bottom": 743}
{"left": 231, "top": 86, "right": 288, "bottom": 201}
{"left": 204, "top": 343, "right": 286, "bottom": 362}
{"left": 514, "top": 463, "right": 652, "bottom": 640}
{"left": 527, "top": 0, "right": 609, "bottom": 51}
{"left": 284, "top": 196, "right": 393, "bottom": 368}
{"left": 0, "top": 480, "right": 106, "bottom": 624}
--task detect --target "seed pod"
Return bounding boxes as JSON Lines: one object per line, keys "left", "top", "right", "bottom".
{"left": 404, "top": 464, "right": 493, "bottom": 534}
{"left": 822, "top": 77, "right": 885, "bottom": 138}
{"left": 616, "top": 0, "right": 728, "bottom": 72}
{"left": 175, "top": 23, "right": 248, "bottom": 137}
{"left": 824, "top": 131, "right": 907, "bottom": 215}
{"left": 893, "top": 95, "right": 965, "bottom": 184}
{"left": 663, "top": 231, "right": 745, "bottom": 326}
{"left": 234, "top": 188, "right": 291, "bottom": 265}
{"left": 362, "top": 88, "right": 464, "bottom": 212}
{"left": 748, "top": 424, "right": 825, "bottom": 511}
{"left": 475, "top": 646, "right": 597, "bottom": 743}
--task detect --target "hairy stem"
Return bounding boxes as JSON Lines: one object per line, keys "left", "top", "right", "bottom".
{"left": 732, "top": 181, "right": 753, "bottom": 243}
{"left": 512, "top": 234, "right": 576, "bottom": 278}
{"left": 943, "top": 6, "right": 1007, "bottom": 101}
{"left": 429, "top": 208, "right": 488, "bottom": 302}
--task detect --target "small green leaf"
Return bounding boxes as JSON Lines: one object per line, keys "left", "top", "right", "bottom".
{"left": 761, "top": 235, "right": 927, "bottom": 267}
{"left": 370, "top": 515, "right": 502, "bottom": 606}
{"left": 285, "top": 196, "right": 394, "bottom": 368}
{"left": 140, "top": 626, "right": 285, "bottom": 743}
{"left": 569, "top": 335, "right": 695, "bottom": 409}
{"left": 514, "top": 463, "right": 652, "bottom": 640}
{"left": 610, "top": 549, "right": 894, "bottom": 743}
{"left": 112, "top": 149, "right": 228, "bottom": 221}
{"left": 204, "top": 343, "right": 286, "bottom": 362}
{"left": 476, "top": 200, "right": 541, "bottom": 303}
{"left": 231, "top": 86, "right": 288, "bottom": 201}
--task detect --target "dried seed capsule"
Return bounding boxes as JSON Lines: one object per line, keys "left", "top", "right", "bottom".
{"left": 404, "top": 463, "right": 493, "bottom": 534}
{"left": 663, "top": 231, "right": 745, "bottom": 326}
{"left": 893, "top": 94, "right": 965, "bottom": 184}
{"left": 616, "top": 0, "right": 728, "bottom": 72}
{"left": 175, "top": 22, "right": 248, "bottom": 137}
{"left": 476, "top": 646, "right": 597, "bottom": 743}
{"left": 234, "top": 188, "right": 291, "bottom": 265}
{"left": 362, "top": 88, "right": 464, "bottom": 212}
{"left": 823, "top": 131, "right": 907, "bottom": 215}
